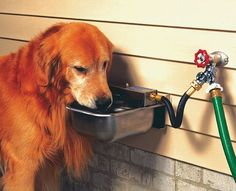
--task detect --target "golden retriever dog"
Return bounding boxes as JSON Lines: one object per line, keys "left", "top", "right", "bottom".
{"left": 0, "top": 22, "right": 113, "bottom": 191}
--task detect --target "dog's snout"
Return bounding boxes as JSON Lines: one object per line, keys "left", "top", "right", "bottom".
{"left": 95, "top": 97, "right": 112, "bottom": 110}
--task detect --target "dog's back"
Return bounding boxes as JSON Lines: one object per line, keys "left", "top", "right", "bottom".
{"left": 0, "top": 22, "right": 112, "bottom": 191}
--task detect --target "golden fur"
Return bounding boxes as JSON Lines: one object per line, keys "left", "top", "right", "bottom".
{"left": 0, "top": 22, "right": 113, "bottom": 191}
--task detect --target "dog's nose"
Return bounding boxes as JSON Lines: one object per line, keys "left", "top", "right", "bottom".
{"left": 95, "top": 97, "right": 112, "bottom": 110}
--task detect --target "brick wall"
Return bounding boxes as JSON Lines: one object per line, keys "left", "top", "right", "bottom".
{"left": 63, "top": 141, "right": 236, "bottom": 191}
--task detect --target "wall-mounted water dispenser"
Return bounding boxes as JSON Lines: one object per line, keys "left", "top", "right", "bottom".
{"left": 66, "top": 85, "right": 166, "bottom": 142}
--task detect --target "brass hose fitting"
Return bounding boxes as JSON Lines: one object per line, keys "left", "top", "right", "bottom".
{"left": 185, "top": 80, "right": 202, "bottom": 97}
{"left": 210, "top": 88, "right": 222, "bottom": 98}
{"left": 149, "top": 92, "right": 163, "bottom": 102}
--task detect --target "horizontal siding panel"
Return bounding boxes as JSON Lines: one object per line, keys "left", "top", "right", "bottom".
{"left": 111, "top": 55, "right": 236, "bottom": 106}
{"left": 0, "top": 15, "right": 236, "bottom": 68}
{"left": 0, "top": 0, "right": 236, "bottom": 31}
{"left": 169, "top": 95, "right": 236, "bottom": 141}
{"left": 0, "top": 39, "right": 25, "bottom": 55}
{"left": 120, "top": 128, "right": 236, "bottom": 175}
{"left": 1, "top": 40, "right": 236, "bottom": 106}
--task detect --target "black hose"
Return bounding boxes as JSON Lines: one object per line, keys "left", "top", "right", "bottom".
{"left": 161, "top": 93, "right": 190, "bottom": 128}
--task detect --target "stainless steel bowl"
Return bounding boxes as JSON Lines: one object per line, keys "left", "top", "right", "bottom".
{"left": 66, "top": 103, "right": 165, "bottom": 142}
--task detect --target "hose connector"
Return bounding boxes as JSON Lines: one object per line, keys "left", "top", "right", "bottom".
{"left": 186, "top": 80, "right": 202, "bottom": 97}
{"left": 206, "top": 83, "right": 223, "bottom": 94}
{"left": 150, "top": 93, "right": 163, "bottom": 102}
{"left": 210, "top": 88, "right": 223, "bottom": 98}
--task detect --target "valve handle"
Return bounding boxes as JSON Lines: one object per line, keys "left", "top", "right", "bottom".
{"left": 194, "top": 49, "right": 210, "bottom": 68}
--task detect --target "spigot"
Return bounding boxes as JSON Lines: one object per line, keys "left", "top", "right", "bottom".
{"left": 194, "top": 49, "right": 229, "bottom": 86}
{"left": 194, "top": 50, "right": 229, "bottom": 68}
{"left": 210, "top": 51, "right": 229, "bottom": 67}
{"left": 186, "top": 50, "right": 228, "bottom": 96}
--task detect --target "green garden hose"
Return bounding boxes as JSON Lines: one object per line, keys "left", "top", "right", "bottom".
{"left": 211, "top": 89, "right": 236, "bottom": 181}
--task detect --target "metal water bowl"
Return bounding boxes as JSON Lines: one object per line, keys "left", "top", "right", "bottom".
{"left": 66, "top": 86, "right": 165, "bottom": 142}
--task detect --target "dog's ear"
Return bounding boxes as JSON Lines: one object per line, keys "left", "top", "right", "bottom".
{"left": 36, "top": 24, "right": 63, "bottom": 87}
{"left": 41, "top": 24, "right": 62, "bottom": 40}
{"left": 46, "top": 55, "right": 61, "bottom": 87}
{"left": 37, "top": 50, "right": 62, "bottom": 88}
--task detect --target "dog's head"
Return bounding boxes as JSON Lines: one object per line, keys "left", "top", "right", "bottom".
{"left": 37, "top": 22, "right": 113, "bottom": 110}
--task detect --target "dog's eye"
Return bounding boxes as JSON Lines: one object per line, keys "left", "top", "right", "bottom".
{"left": 74, "top": 66, "right": 87, "bottom": 73}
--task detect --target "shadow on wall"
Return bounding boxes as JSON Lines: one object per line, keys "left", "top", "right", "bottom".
{"left": 109, "top": 52, "right": 213, "bottom": 153}
{"left": 182, "top": 66, "right": 236, "bottom": 153}
{"left": 218, "top": 67, "right": 236, "bottom": 136}
{"left": 109, "top": 53, "right": 135, "bottom": 86}
{"left": 182, "top": 112, "right": 213, "bottom": 153}
{"left": 108, "top": 52, "right": 168, "bottom": 152}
